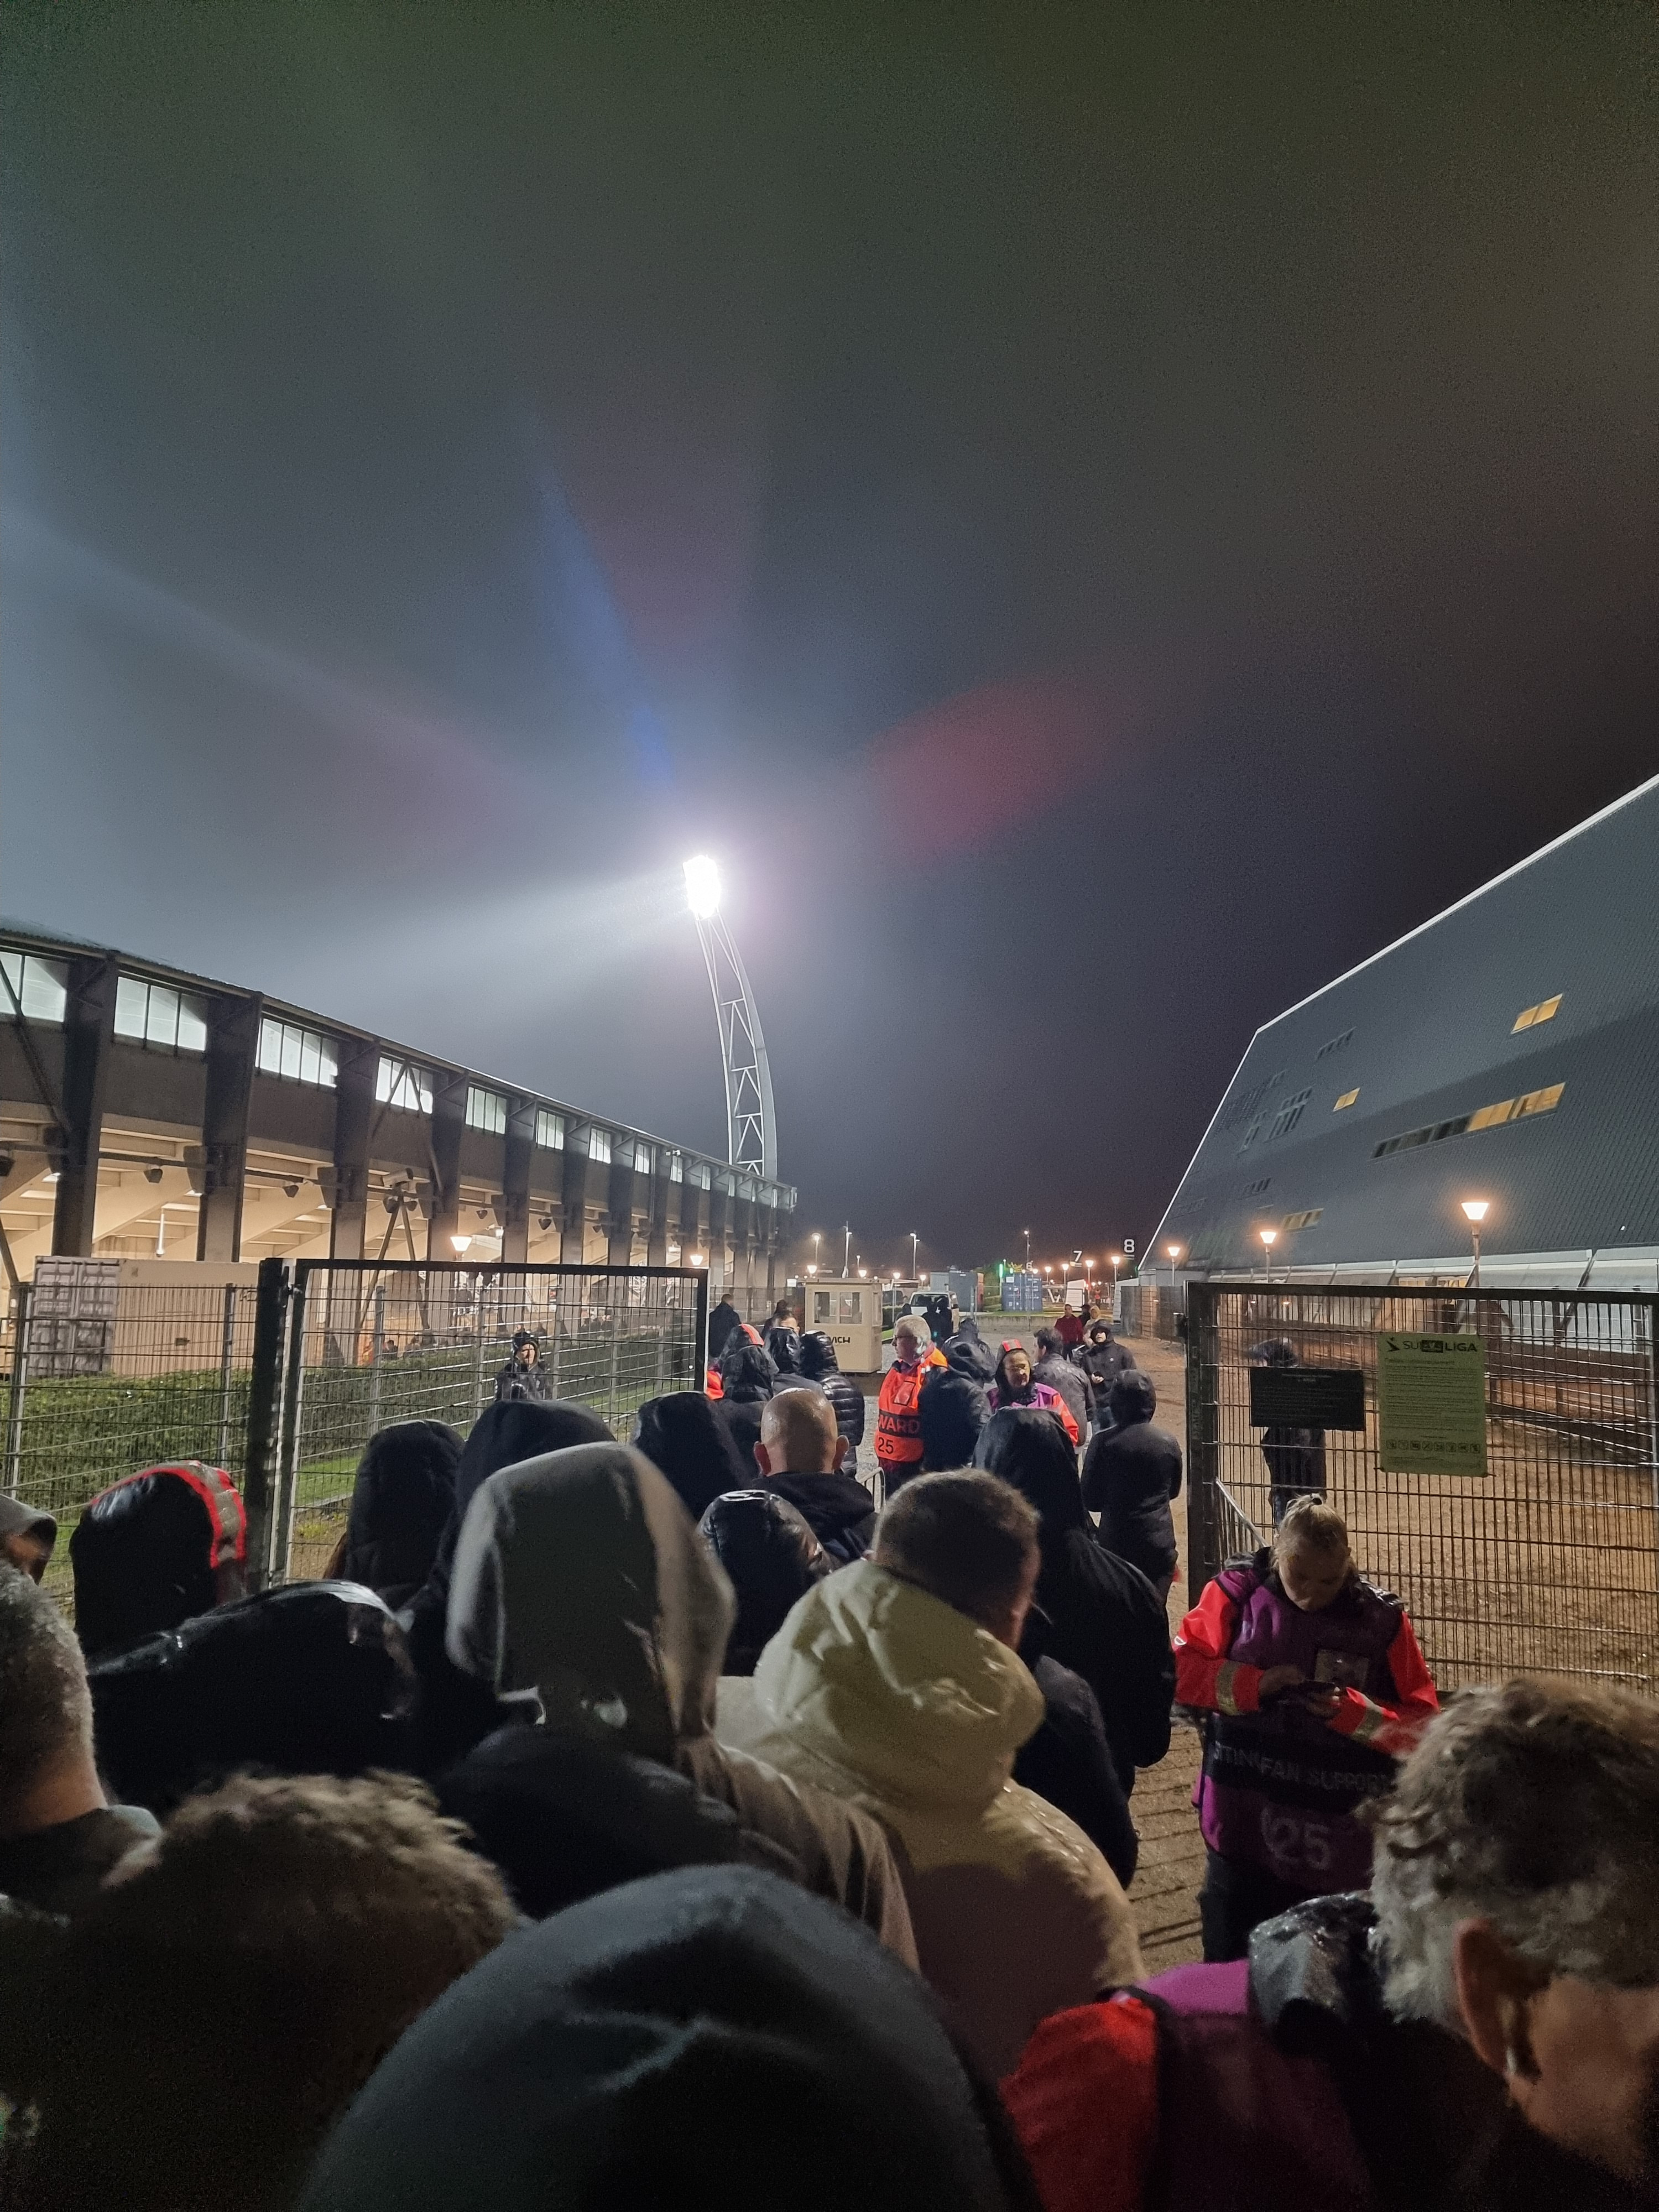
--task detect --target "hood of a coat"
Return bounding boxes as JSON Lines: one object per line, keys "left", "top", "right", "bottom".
{"left": 750, "top": 1561, "right": 1045, "bottom": 1814}
{"left": 633, "top": 1391, "right": 749, "bottom": 1520}
{"left": 298, "top": 1867, "right": 1018, "bottom": 2212}
{"left": 720, "top": 1341, "right": 779, "bottom": 1403}
{"left": 796, "top": 1330, "right": 841, "bottom": 1381}
{"left": 943, "top": 1337, "right": 996, "bottom": 1383}
{"left": 340, "top": 1420, "right": 461, "bottom": 1603}
{"left": 975, "top": 1408, "right": 1089, "bottom": 1565}
{"left": 445, "top": 1443, "right": 735, "bottom": 1762}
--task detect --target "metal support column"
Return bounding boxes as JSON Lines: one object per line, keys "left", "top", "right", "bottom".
{"left": 197, "top": 993, "right": 260, "bottom": 1262}
{"left": 52, "top": 954, "right": 118, "bottom": 1256}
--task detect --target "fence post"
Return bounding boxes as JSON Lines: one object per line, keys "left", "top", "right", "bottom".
{"left": 607, "top": 1288, "right": 623, "bottom": 1430}
{"left": 270, "top": 1266, "right": 311, "bottom": 1585}
{"left": 694, "top": 1267, "right": 709, "bottom": 1388}
{"left": 216, "top": 1281, "right": 238, "bottom": 1468}
{"left": 367, "top": 1285, "right": 385, "bottom": 1434}
{"left": 3, "top": 1281, "right": 33, "bottom": 1495}
{"left": 471, "top": 1282, "right": 488, "bottom": 1421}
{"left": 243, "top": 1257, "right": 289, "bottom": 1590}
{"left": 1186, "top": 1281, "right": 1221, "bottom": 1597}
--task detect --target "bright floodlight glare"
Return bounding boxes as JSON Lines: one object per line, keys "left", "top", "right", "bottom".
{"left": 684, "top": 854, "right": 722, "bottom": 917}
{"left": 1462, "top": 1199, "right": 1490, "bottom": 1223}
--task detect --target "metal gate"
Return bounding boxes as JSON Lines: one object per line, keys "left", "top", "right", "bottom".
{"left": 256, "top": 1260, "right": 708, "bottom": 1583}
{"left": 1186, "top": 1282, "right": 1659, "bottom": 1693}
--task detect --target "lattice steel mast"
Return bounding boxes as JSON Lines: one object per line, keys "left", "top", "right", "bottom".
{"left": 684, "top": 857, "right": 776, "bottom": 1180}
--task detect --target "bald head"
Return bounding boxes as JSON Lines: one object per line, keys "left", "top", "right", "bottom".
{"left": 757, "top": 1389, "right": 841, "bottom": 1477}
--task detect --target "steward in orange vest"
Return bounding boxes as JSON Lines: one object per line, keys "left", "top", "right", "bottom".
{"left": 875, "top": 1318, "right": 947, "bottom": 1494}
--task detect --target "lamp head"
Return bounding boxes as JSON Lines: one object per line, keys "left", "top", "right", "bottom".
{"left": 1260, "top": 1228, "right": 1278, "bottom": 1249}
{"left": 1461, "top": 1199, "right": 1490, "bottom": 1224}
{"left": 1166, "top": 1242, "right": 1182, "bottom": 1260}
{"left": 683, "top": 854, "right": 722, "bottom": 917}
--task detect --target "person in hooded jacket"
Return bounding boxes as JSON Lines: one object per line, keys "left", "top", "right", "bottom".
{"left": 716, "top": 1470, "right": 1141, "bottom": 2078}
{"left": 296, "top": 1867, "right": 1032, "bottom": 2212}
{"left": 494, "top": 1330, "right": 551, "bottom": 1403}
{"left": 326, "top": 1421, "right": 462, "bottom": 1613}
{"left": 941, "top": 1316, "right": 998, "bottom": 1383}
{"left": 706, "top": 1291, "right": 743, "bottom": 1361}
{"left": 69, "top": 1463, "right": 248, "bottom": 1658}
{"left": 1071, "top": 1318, "right": 1138, "bottom": 1407}
{"left": 697, "top": 1489, "right": 831, "bottom": 1673}
{"left": 633, "top": 1390, "right": 750, "bottom": 1520}
{"left": 986, "top": 1345, "right": 1079, "bottom": 1446}
{"left": 714, "top": 1337, "right": 780, "bottom": 1466}
{"left": 1251, "top": 1336, "right": 1328, "bottom": 1524}
{"left": 444, "top": 1439, "right": 916, "bottom": 1963}
{"left": 796, "top": 1330, "right": 867, "bottom": 1456}
{"left": 919, "top": 1338, "right": 992, "bottom": 1470}
{"left": 1032, "top": 1327, "right": 1093, "bottom": 1441}
{"left": 404, "top": 1398, "right": 615, "bottom": 1772}
{"left": 753, "top": 1388, "right": 878, "bottom": 1563}
{"left": 975, "top": 1408, "right": 1174, "bottom": 1794}
{"left": 1080, "top": 1372, "right": 1183, "bottom": 1597}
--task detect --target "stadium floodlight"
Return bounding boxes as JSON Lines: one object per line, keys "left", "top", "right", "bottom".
{"left": 683, "top": 854, "right": 722, "bottom": 917}
{"left": 1461, "top": 1198, "right": 1490, "bottom": 1288}
{"left": 683, "top": 855, "right": 776, "bottom": 1180}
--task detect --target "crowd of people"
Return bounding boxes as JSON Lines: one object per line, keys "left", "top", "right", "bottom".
{"left": 0, "top": 1293, "right": 1655, "bottom": 2208}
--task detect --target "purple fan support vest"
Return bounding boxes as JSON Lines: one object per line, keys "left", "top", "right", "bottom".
{"left": 1197, "top": 1564, "right": 1401, "bottom": 1894}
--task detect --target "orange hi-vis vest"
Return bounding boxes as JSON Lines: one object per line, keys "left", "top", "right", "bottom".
{"left": 876, "top": 1350, "right": 947, "bottom": 1467}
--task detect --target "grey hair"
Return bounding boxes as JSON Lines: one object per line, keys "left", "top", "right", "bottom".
{"left": 1369, "top": 1678, "right": 1659, "bottom": 2029}
{"left": 0, "top": 1563, "right": 93, "bottom": 1825}
{"left": 892, "top": 1314, "right": 931, "bottom": 1346}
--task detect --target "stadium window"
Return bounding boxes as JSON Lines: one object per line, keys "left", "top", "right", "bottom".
{"left": 632, "top": 1140, "right": 654, "bottom": 1173}
{"left": 375, "top": 1056, "right": 434, "bottom": 1115}
{"left": 0, "top": 951, "right": 68, "bottom": 1025}
{"left": 1281, "top": 1208, "right": 1323, "bottom": 1231}
{"left": 717, "top": 1169, "right": 737, "bottom": 1196}
{"left": 588, "top": 1128, "right": 612, "bottom": 1165}
{"left": 667, "top": 1151, "right": 684, "bottom": 1183}
{"left": 1515, "top": 1082, "right": 1566, "bottom": 1119}
{"left": 534, "top": 1109, "right": 564, "bottom": 1151}
{"left": 257, "top": 1018, "right": 338, "bottom": 1088}
{"left": 465, "top": 1085, "right": 508, "bottom": 1135}
{"left": 1333, "top": 1088, "right": 1360, "bottom": 1111}
{"left": 1512, "top": 994, "right": 1563, "bottom": 1033}
{"left": 1467, "top": 1098, "right": 1515, "bottom": 1132}
{"left": 1315, "top": 1028, "right": 1355, "bottom": 1061}
{"left": 114, "top": 977, "right": 208, "bottom": 1055}
{"left": 688, "top": 1159, "right": 711, "bottom": 1190}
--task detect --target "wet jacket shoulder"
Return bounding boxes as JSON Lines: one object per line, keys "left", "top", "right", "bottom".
{"left": 762, "top": 1471, "right": 878, "bottom": 1564}
{"left": 1033, "top": 1353, "right": 1092, "bottom": 1435}
{"left": 820, "top": 1369, "right": 865, "bottom": 1447}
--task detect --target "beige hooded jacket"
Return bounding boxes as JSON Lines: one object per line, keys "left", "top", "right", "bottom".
{"left": 715, "top": 1558, "right": 1142, "bottom": 2076}
{"left": 445, "top": 1441, "right": 915, "bottom": 1963}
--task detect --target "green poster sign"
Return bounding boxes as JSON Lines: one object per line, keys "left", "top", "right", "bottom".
{"left": 1376, "top": 1331, "right": 1488, "bottom": 1477}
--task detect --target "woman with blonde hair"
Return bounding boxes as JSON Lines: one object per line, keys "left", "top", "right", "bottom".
{"left": 1174, "top": 1495, "right": 1439, "bottom": 1960}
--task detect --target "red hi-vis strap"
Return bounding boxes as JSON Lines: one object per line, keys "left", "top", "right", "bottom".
{"left": 109, "top": 1462, "right": 248, "bottom": 1569}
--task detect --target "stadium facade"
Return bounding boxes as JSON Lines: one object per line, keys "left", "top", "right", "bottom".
{"left": 1151, "top": 774, "right": 1659, "bottom": 1288}
{"left": 0, "top": 923, "right": 795, "bottom": 1293}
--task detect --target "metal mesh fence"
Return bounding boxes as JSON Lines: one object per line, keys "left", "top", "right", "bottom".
{"left": 1, "top": 1276, "right": 261, "bottom": 1598}
{"left": 275, "top": 1261, "right": 707, "bottom": 1579}
{"left": 1186, "top": 1282, "right": 1659, "bottom": 1693}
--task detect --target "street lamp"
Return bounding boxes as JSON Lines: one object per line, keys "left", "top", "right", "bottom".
{"left": 1023, "top": 1228, "right": 1031, "bottom": 1274}
{"left": 1166, "top": 1241, "right": 1182, "bottom": 1291}
{"left": 1460, "top": 1199, "right": 1490, "bottom": 1288}
{"left": 805, "top": 1262, "right": 817, "bottom": 1277}
{"left": 1259, "top": 1227, "right": 1277, "bottom": 1278}
{"left": 688, "top": 1250, "right": 705, "bottom": 1267}
{"left": 684, "top": 855, "right": 776, "bottom": 1179}
{"left": 909, "top": 1231, "right": 920, "bottom": 1282}
{"left": 843, "top": 1223, "right": 852, "bottom": 1276}
{"left": 811, "top": 1231, "right": 821, "bottom": 1270}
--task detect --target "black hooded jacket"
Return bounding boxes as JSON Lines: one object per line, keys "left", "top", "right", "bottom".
{"left": 1072, "top": 1327, "right": 1138, "bottom": 1395}
{"left": 1013, "top": 1648, "right": 1139, "bottom": 1890}
{"left": 940, "top": 1320, "right": 997, "bottom": 1385}
{"left": 919, "top": 1345, "right": 990, "bottom": 1471}
{"left": 69, "top": 1465, "right": 246, "bottom": 1658}
{"left": 1081, "top": 1373, "right": 1183, "bottom": 1582}
{"left": 336, "top": 1421, "right": 462, "bottom": 1611}
{"left": 698, "top": 1489, "right": 830, "bottom": 1672}
{"left": 975, "top": 1408, "right": 1175, "bottom": 1789}
{"left": 634, "top": 1391, "right": 750, "bottom": 1520}
{"left": 706, "top": 1296, "right": 743, "bottom": 1360}
{"left": 797, "top": 1332, "right": 866, "bottom": 1448}
{"left": 719, "top": 1338, "right": 778, "bottom": 1402}
{"left": 761, "top": 1470, "right": 878, "bottom": 1564}
{"left": 297, "top": 1867, "right": 1027, "bottom": 2212}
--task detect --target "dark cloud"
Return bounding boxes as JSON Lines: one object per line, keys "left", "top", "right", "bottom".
{"left": 3, "top": 1, "right": 1656, "bottom": 1272}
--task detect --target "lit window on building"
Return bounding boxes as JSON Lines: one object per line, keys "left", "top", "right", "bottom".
{"left": 667, "top": 1151, "right": 684, "bottom": 1183}
{"left": 1281, "top": 1208, "right": 1324, "bottom": 1231}
{"left": 257, "top": 1018, "right": 337, "bottom": 1088}
{"left": 465, "top": 1085, "right": 508, "bottom": 1134}
{"left": 115, "top": 977, "right": 209, "bottom": 1055}
{"left": 534, "top": 1109, "right": 564, "bottom": 1151}
{"left": 588, "top": 1128, "right": 612, "bottom": 1164}
{"left": 375, "top": 1056, "right": 434, "bottom": 1114}
{"left": 1512, "top": 994, "right": 1563, "bottom": 1032}
{"left": 0, "top": 951, "right": 68, "bottom": 1025}
{"left": 1333, "top": 1088, "right": 1360, "bottom": 1111}
{"left": 687, "top": 1159, "right": 711, "bottom": 1190}
{"left": 1515, "top": 1082, "right": 1566, "bottom": 1118}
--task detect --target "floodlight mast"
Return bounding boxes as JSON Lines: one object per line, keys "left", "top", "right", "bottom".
{"left": 683, "top": 857, "right": 777, "bottom": 1181}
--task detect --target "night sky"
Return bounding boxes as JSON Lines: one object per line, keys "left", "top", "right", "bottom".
{"left": 3, "top": 3, "right": 1656, "bottom": 1275}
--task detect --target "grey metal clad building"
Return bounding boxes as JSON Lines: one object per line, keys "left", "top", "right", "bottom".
{"left": 1151, "top": 773, "right": 1659, "bottom": 1286}
{"left": 0, "top": 922, "right": 794, "bottom": 1292}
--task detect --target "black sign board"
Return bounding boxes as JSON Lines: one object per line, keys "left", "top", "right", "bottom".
{"left": 1249, "top": 1365, "right": 1367, "bottom": 1431}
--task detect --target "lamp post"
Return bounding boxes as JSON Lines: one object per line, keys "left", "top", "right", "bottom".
{"left": 811, "top": 1231, "right": 821, "bottom": 1271}
{"left": 909, "top": 1231, "right": 920, "bottom": 1284}
{"left": 1166, "top": 1241, "right": 1182, "bottom": 1290}
{"left": 842, "top": 1224, "right": 851, "bottom": 1276}
{"left": 1023, "top": 1228, "right": 1031, "bottom": 1274}
{"left": 684, "top": 857, "right": 776, "bottom": 1178}
{"left": 1460, "top": 1199, "right": 1489, "bottom": 1288}
{"left": 1259, "top": 1227, "right": 1277, "bottom": 1279}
